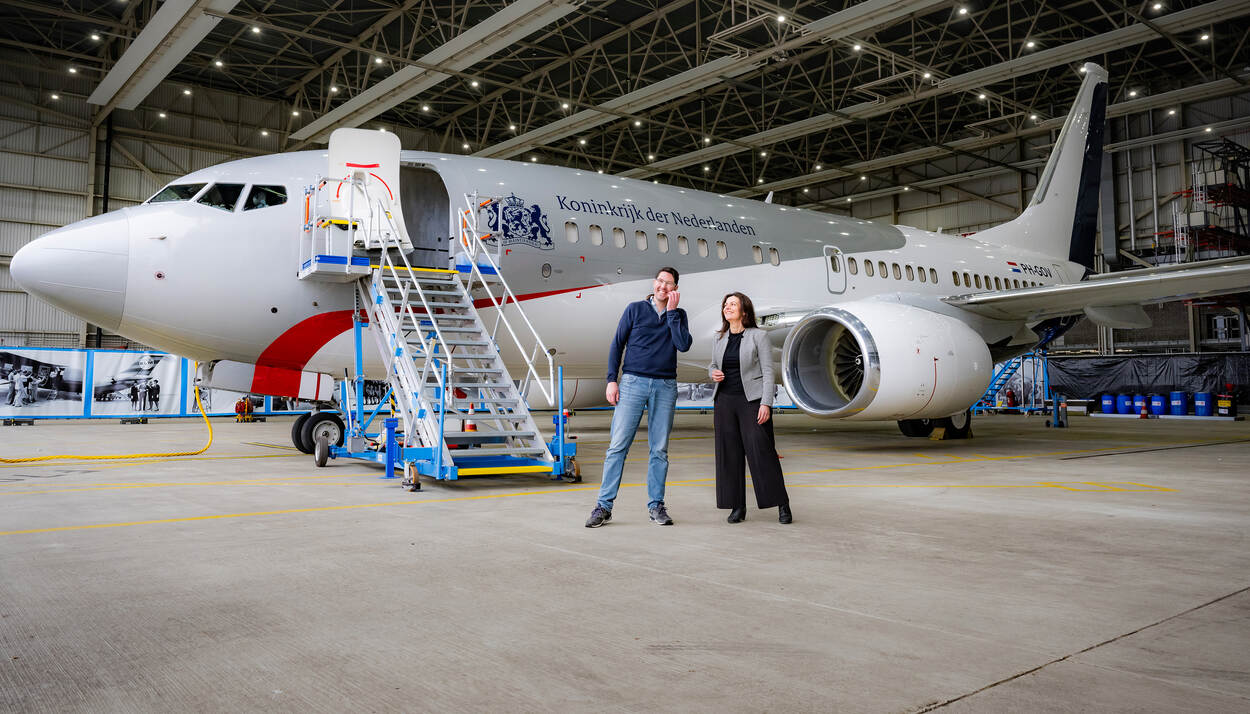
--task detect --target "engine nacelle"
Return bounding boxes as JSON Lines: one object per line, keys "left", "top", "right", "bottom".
{"left": 781, "top": 302, "right": 992, "bottom": 420}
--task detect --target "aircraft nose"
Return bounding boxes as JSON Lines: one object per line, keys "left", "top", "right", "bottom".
{"left": 10, "top": 212, "right": 130, "bottom": 331}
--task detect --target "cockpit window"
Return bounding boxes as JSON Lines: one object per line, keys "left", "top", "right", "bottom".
{"left": 148, "top": 183, "right": 206, "bottom": 203}
{"left": 243, "top": 185, "right": 287, "bottom": 211}
{"left": 197, "top": 183, "right": 245, "bottom": 211}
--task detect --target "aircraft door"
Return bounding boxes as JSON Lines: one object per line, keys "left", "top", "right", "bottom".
{"left": 399, "top": 166, "right": 451, "bottom": 268}
{"left": 824, "top": 245, "right": 847, "bottom": 294}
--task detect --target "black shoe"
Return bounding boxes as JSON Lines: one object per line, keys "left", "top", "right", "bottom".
{"left": 727, "top": 507, "right": 746, "bottom": 523}
{"left": 778, "top": 504, "right": 793, "bottom": 524}
{"left": 648, "top": 504, "right": 674, "bottom": 525}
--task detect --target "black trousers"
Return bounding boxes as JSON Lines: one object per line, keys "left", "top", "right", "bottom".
{"left": 714, "top": 391, "right": 789, "bottom": 510}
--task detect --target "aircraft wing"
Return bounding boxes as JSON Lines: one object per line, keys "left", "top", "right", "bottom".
{"left": 944, "top": 259, "right": 1250, "bottom": 324}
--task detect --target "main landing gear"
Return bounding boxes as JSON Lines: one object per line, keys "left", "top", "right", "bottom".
{"left": 897, "top": 409, "right": 972, "bottom": 439}
{"left": 291, "top": 411, "right": 345, "bottom": 454}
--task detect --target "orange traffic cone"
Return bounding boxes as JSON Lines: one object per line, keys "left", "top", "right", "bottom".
{"left": 1139, "top": 400, "right": 1149, "bottom": 419}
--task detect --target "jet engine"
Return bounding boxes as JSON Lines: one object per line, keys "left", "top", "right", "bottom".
{"left": 781, "top": 302, "right": 992, "bottom": 421}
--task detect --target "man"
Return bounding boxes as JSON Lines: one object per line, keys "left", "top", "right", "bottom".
{"left": 586, "top": 267, "right": 692, "bottom": 527}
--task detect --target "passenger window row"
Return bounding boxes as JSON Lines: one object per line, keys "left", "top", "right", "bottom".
{"left": 951, "top": 271, "right": 1040, "bottom": 290}
{"left": 563, "top": 221, "right": 781, "bottom": 265}
{"left": 841, "top": 257, "right": 939, "bottom": 285}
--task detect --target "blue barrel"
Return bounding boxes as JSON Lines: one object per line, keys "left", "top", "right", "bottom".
{"left": 1169, "top": 391, "right": 1187, "bottom": 416}
{"left": 1149, "top": 394, "right": 1166, "bottom": 415}
{"left": 1195, "top": 392, "right": 1213, "bottom": 416}
{"left": 1133, "top": 394, "right": 1147, "bottom": 415}
{"left": 1101, "top": 394, "right": 1115, "bottom": 413}
{"left": 1116, "top": 394, "right": 1133, "bottom": 414}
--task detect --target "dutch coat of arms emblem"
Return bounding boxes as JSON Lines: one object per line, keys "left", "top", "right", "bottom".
{"left": 484, "top": 194, "right": 553, "bottom": 250}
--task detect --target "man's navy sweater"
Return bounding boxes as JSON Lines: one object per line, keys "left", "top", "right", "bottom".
{"left": 606, "top": 299, "right": 693, "bottom": 382}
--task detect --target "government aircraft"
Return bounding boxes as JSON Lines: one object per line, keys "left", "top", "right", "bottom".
{"left": 11, "top": 63, "right": 1250, "bottom": 448}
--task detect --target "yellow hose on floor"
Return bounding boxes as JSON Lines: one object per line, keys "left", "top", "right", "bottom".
{"left": 0, "top": 386, "right": 214, "bottom": 463}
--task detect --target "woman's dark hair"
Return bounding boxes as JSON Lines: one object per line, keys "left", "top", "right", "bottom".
{"left": 718, "top": 292, "right": 758, "bottom": 335}
{"left": 655, "top": 266, "right": 680, "bottom": 285}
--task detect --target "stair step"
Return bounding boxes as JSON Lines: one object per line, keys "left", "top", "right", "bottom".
{"left": 446, "top": 381, "right": 512, "bottom": 389}
{"left": 453, "top": 445, "right": 549, "bottom": 456}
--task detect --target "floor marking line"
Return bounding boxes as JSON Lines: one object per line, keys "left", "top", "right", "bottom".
{"left": 914, "top": 584, "right": 1250, "bottom": 712}
{"left": 0, "top": 453, "right": 299, "bottom": 469}
{"left": 0, "top": 486, "right": 599, "bottom": 536}
{"left": 1059, "top": 437, "right": 1250, "bottom": 460}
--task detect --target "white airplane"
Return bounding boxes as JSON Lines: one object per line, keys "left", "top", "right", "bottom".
{"left": 11, "top": 63, "right": 1250, "bottom": 450}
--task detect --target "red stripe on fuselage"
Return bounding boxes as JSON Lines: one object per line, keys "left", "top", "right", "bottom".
{"left": 472, "top": 285, "right": 596, "bottom": 309}
{"left": 252, "top": 310, "right": 359, "bottom": 395}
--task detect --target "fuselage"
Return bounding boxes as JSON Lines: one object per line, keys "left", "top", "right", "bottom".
{"left": 12, "top": 149, "right": 1077, "bottom": 385}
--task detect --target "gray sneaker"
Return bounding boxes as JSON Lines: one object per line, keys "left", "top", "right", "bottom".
{"left": 585, "top": 506, "right": 612, "bottom": 528}
{"left": 648, "top": 504, "right": 674, "bottom": 525}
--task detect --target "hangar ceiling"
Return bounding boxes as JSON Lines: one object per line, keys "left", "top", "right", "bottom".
{"left": 2, "top": 0, "right": 1248, "bottom": 211}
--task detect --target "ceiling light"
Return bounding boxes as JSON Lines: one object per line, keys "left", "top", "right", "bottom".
{"left": 1025, "top": 41, "right": 1035, "bottom": 48}
{"left": 815, "top": 164, "right": 822, "bottom": 170}
{"left": 1167, "top": 109, "right": 1176, "bottom": 115}
{"left": 598, "top": 169, "right": 604, "bottom": 174}
{"left": 757, "top": 178, "right": 764, "bottom": 184}
{"left": 634, "top": 120, "right": 641, "bottom": 127}
{"left": 291, "top": 110, "right": 299, "bottom": 116}
{"left": 470, "top": 80, "right": 479, "bottom": 88}
{"left": 1030, "top": 114, "right": 1038, "bottom": 120}
{"left": 90, "top": 33, "right": 100, "bottom": 41}
{"left": 422, "top": 105, "right": 430, "bottom": 112}
{"left": 261, "top": 130, "right": 268, "bottom": 136}
{"left": 922, "top": 72, "right": 931, "bottom": 79}
{"left": 958, "top": 7, "right": 968, "bottom": 15}
{"left": 860, "top": 175, "right": 867, "bottom": 180}
{"left": 68, "top": 67, "right": 77, "bottom": 74}
{"left": 760, "top": 151, "right": 767, "bottom": 157}
{"left": 463, "top": 143, "right": 470, "bottom": 149}
{"left": 531, "top": 156, "right": 538, "bottom": 162}
{"left": 251, "top": 26, "right": 260, "bottom": 34}
{"left": 1200, "top": 33, "right": 1209, "bottom": 41}
{"left": 1153, "top": 2, "right": 1162, "bottom": 9}
{"left": 846, "top": 198, "right": 852, "bottom": 202}
{"left": 330, "top": 86, "right": 338, "bottom": 93}
{"left": 776, "top": 14, "right": 786, "bottom": 23}
{"left": 183, "top": 89, "right": 191, "bottom": 95}
{"left": 802, "top": 188, "right": 808, "bottom": 193}
{"left": 158, "top": 111, "right": 165, "bottom": 118}
{"left": 374, "top": 57, "right": 383, "bottom": 64}
{"left": 379, "top": 127, "right": 386, "bottom": 132}
{"left": 903, "top": 187, "right": 910, "bottom": 191}
{"left": 1079, "top": 66, "right": 1087, "bottom": 73}
{"left": 51, "top": 93, "right": 59, "bottom": 100}
{"left": 578, "top": 139, "right": 586, "bottom": 145}
{"left": 852, "top": 44, "right": 861, "bottom": 52}
{"left": 1205, "top": 127, "right": 1212, "bottom": 132}
{"left": 703, "top": 166, "right": 710, "bottom": 172}
{"left": 978, "top": 93, "right": 986, "bottom": 99}
{"left": 647, "top": 154, "right": 655, "bottom": 160}
{"left": 214, "top": 60, "right": 223, "bottom": 67}
{"left": 704, "top": 137, "right": 711, "bottom": 144}
{"left": 1128, "top": 90, "right": 1138, "bottom": 97}
{"left": 508, "top": 123, "right": 515, "bottom": 130}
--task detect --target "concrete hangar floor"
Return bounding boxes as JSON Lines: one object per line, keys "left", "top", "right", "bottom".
{"left": 1, "top": 412, "right": 1248, "bottom": 712}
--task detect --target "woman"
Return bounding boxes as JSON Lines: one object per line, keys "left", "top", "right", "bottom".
{"left": 708, "top": 292, "right": 791, "bottom": 524}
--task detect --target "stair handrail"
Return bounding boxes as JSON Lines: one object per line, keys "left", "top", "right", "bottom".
{"left": 456, "top": 192, "right": 557, "bottom": 406}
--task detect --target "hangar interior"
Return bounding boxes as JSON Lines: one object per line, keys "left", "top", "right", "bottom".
{"left": 0, "top": 0, "right": 1248, "bottom": 354}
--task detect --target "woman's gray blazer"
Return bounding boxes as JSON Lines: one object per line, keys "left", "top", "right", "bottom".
{"left": 708, "top": 327, "right": 774, "bottom": 406}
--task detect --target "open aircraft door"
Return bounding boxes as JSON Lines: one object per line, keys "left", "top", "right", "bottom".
{"left": 824, "top": 245, "right": 847, "bottom": 294}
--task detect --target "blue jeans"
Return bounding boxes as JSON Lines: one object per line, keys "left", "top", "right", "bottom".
{"left": 596, "top": 373, "right": 678, "bottom": 511}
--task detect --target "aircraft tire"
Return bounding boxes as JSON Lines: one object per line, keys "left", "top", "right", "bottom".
{"left": 292, "top": 412, "right": 313, "bottom": 454}
{"left": 301, "top": 412, "right": 345, "bottom": 454}
{"left": 897, "top": 419, "right": 934, "bottom": 437}
{"left": 314, "top": 433, "right": 330, "bottom": 467}
{"left": 935, "top": 409, "right": 973, "bottom": 439}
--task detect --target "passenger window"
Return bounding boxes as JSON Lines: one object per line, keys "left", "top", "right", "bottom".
{"left": 635, "top": 230, "right": 648, "bottom": 251}
{"left": 768, "top": 247, "right": 780, "bottom": 265}
{"left": 952, "top": 271, "right": 960, "bottom": 286}
{"left": 1013, "top": 278, "right": 1020, "bottom": 288}
{"left": 697, "top": 238, "right": 709, "bottom": 257}
{"left": 243, "top": 184, "right": 286, "bottom": 210}
{"left": 984, "top": 275, "right": 991, "bottom": 289}
{"left": 865, "top": 260, "right": 875, "bottom": 277}
{"left": 677, "top": 235, "right": 689, "bottom": 255}
{"left": 974, "top": 274, "right": 982, "bottom": 288}
{"left": 906, "top": 265, "right": 914, "bottom": 281}
{"left": 964, "top": 271, "right": 972, "bottom": 287}
{"left": 752, "top": 245, "right": 763, "bottom": 264}
{"left": 657, "top": 233, "right": 669, "bottom": 253}
{"left": 994, "top": 276, "right": 1002, "bottom": 290}
{"left": 848, "top": 257, "right": 858, "bottom": 275}
{"left": 878, "top": 261, "right": 888, "bottom": 279}
{"left": 197, "top": 183, "right": 245, "bottom": 211}
{"left": 589, "top": 224, "right": 603, "bottom": 246}
{"left": 830, "top": 255, "right": 841, "bottom": 273}
{"left": 892, "top": 263, "right": 901, "bottom": 280}
{"left": 918, "top": 267, "right": 927, "bottom": 283}
{"left": 565, "top": 221, "right": 579, "bottom": 243}
{"left": 715, "top": 241, "right": 727, "bottom": 260}
{"left": 613, "top": 227, "right": 626, "bottom": 248}
{"left": 929, "top": 268, "right": 937, "bottom": 283}
{"left": 148, "top": 183, "right": 206, "bottom": 203}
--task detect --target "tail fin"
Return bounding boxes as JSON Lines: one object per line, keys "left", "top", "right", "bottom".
{"left": 977, "top": 63, "right": 1107, "bottom": 273}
